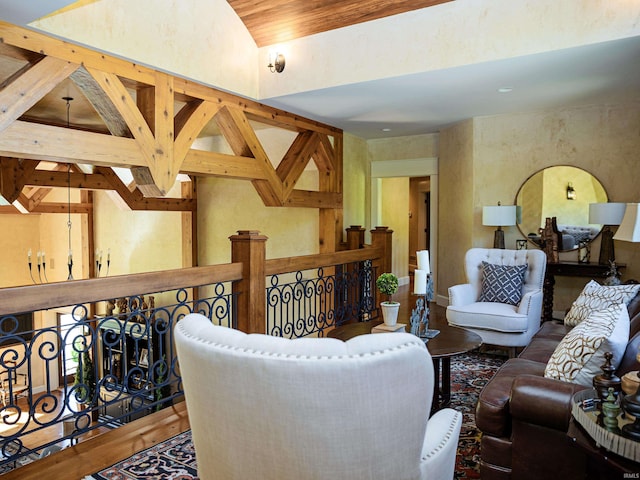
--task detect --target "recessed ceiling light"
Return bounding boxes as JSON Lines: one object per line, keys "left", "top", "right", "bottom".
{"left": 382, "top": 128, "right": 391, "bottom": 132}
{"left": 498, "top": 87, "right": 513, "bottom": 93}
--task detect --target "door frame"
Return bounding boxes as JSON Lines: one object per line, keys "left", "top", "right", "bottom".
{"left": 370, "top": 157, "right": 438, "bottom": 293}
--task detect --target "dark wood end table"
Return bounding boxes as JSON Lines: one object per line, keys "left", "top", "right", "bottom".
{"left": 328, "top": 303, "right": 482, "bottom": 412}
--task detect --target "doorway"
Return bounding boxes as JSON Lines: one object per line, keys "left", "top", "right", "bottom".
{"left": 370, "top": 157, "right": 438, "bottom": 290}
{"left": 409, "top": 177, "right": 431, "bottom": 272}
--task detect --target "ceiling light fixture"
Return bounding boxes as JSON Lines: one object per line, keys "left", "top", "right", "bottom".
{"left": 498, "top": 87, "right": 513, "bottom": 93}
{"left": 268, "top": 52, "right": 285, "bottom": 73}
{"left": 64, "top": 96, "right": 74, "bottom": 280}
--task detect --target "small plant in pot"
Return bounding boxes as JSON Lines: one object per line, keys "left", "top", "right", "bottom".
{"left": 376, "top": 272, "right": 400, "bottom": 326}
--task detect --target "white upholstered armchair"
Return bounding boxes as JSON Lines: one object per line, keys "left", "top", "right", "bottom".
{"left": 446, "top": 248, "right": 547, "bottom": 351}
{"left": 175, "top": 313, "right": 462, "bottom": 480}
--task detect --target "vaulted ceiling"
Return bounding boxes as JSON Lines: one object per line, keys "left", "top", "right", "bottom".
{"left": 227, "top": 0, "right": 453, "bottom": 47}
{"left": 0, "top": 1, "right": 638, "bottom": 141}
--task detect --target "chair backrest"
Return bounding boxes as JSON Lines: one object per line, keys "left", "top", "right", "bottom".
{"left": 464, "top": 248, "right": 547, "bottom": 299}
{"left": 175, "top": 313, "right": 434, "bottom": 480}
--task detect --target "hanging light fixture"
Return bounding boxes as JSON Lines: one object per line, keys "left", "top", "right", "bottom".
{"left": 64, "top": 96, "right": 74, "bottom": 280}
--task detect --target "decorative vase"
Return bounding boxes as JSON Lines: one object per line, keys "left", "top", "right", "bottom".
{"left": 380, "top": 302, "right": 400, "bottom": 326}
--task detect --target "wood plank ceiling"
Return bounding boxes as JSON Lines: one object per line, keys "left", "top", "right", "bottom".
{"left": 227, "top": 0, "right": 454, "bottom": 47}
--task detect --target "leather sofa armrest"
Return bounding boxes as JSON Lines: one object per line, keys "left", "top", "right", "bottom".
{"left": 448, "top": 283, "right": 476, "bottom": 306}
{"left": 510, "top": 374, "right": 589, "bottom": 431}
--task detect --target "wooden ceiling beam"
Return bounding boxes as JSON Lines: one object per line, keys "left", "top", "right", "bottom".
{"left": 30, "top": 202, "right": 92, "bottom": 214}
{"left": 0, "top": 158, "right": 39, "bottom": 203}
{"left": 70, "top": 66, "right": 131, "bottom": 138}
{"left": 215, "top": 105, "right": 283, "bottom": 206}
{"left": 181, "top": 150, "right": 268, "bottom": 180}
{"left": 25, "top": 170, "right": 113, "bottom": 190}
{"left": 312, "top": 134, "right": 336, "bottom": 173}
{"left": 285, "top": 190, "right": 342, "bottom": 209}
{"left": 276, "top": 131, "right": 320, "bottom": 200}
{"left": 0, "top": 56, "right": 79, "bottom": 134}
{"left": 0, "top": 121, "right": 146, "bottom": 167}
{"left": 174, "top": 100, "right": 221, "bottom": 163}
{"left": 85, "top": 67, "right": 171, "bottom": 196}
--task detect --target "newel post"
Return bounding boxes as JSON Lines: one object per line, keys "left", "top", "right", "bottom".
{"left": 230, "top": 230, "right": 268, "bottom": 334}
{"left": 371, "top": 226, "right": 393, "bottom": 276}
{"left": 346, "top": 225, "right": 366, "bottom": 250}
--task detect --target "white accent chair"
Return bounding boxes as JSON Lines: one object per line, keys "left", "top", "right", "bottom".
{"left": 175, "top": 313, "right": 462, "bottom": 480}
{"left": 446, "top": 248, "right": 547, "bottom": 352}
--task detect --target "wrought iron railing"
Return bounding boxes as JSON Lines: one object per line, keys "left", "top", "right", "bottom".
{"left": 0, "top": 282, "right": 235, "bottom": 470}
{"left": 0, "top": 241, "right": 387, "bottom": 470}
{"left": 266, "top": 261, "right": 377, "bottom": 338}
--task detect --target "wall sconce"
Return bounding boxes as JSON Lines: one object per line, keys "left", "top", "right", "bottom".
{"left": 566, "top": 182, "right": 576, "bottom": 200}
{"left": 268, "top": 52, "right": 285, "bottom": 73}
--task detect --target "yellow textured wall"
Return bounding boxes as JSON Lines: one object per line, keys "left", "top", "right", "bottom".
{"left": 94, "top": 188, "right": 183, "bottom": 277}
{"left": 380, "top": 177, "right": 409, "bottom": 278}
{"left": 438, "top": 119, "right": 475, "bottom": 301}
{"left": 342, "top": 133, "right": 369, "bottom": 238}
{"left": 439, "top": 101, "right": 640, "bottom": 311}
{"left": 0, "top": 216, "right": 41, "bottom": 288}
{"left": 368, "top": 134, "right": 438, "bottom": 161}
{"left": 31, "top": 0, "right": 259, "bottom": 98}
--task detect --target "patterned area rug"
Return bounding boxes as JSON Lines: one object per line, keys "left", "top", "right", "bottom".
{"left": 85, "top": 430, "right": 198, "bottom": 480}
{"left": 85, "top": 350, "right": 504, "bottom": 480}
{"left": 450, "top": 350, "right": 506, "bottom": 479}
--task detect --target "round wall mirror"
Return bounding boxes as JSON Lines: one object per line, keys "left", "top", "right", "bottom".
{"left": 515, "top": 166, "right": 608, "bottom": 251}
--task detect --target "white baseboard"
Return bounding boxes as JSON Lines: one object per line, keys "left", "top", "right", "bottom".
{"left": 436, "top": 294, "right": 449, "bottom": 306}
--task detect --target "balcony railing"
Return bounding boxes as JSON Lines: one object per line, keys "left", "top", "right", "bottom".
{"left": 0, "top": 226, "right": 392, "bottom": 470}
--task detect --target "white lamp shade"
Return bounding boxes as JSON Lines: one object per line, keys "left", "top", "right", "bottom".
{"left": 589, "top": 202, "right": 626, "bottom": 225}
{"left": 482, "top": 205, "right": 516, "bottom": 227}
{"left": 613, "top": 203, "right": 640, "bottom": 242}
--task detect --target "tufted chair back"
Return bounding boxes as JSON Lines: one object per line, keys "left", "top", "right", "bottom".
{"left": 447, "top": 248, "right": 547, "bottom": 350}
{"left": 464, "top": 248, "right": 547, "bottom": 298}
{"left": 175, "top": 313, "right": 462, "bottom": 480}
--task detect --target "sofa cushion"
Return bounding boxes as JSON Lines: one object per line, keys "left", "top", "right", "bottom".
{"left": 446, "top": 302, "right": 528, "bottom": 333}
{"left": 478, "top": 262, "right": 527, "bottom": 306}
{"left": 564, "top": 280, "right": 640, "bottom": 327}
{"left": 476, "top": 358, "right": 546, "bottom": 437}
{"left": 519, "top": 336, "right": 564, "bottom": 364}
{"left": 545, "top": 304, "right": 629, "bottom": 386}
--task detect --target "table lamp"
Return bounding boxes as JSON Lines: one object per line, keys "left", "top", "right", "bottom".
{"left": 613, "top": 203, "right": 640, "bottom": 440}
{"left": 589, "top": 202, "right": 626, "bottom": 265}
{"left": 482, "top": 203, "right": 516, "bottom": 249}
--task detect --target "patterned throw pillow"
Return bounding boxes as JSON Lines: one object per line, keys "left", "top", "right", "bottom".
{"left": 545, "top": 304, "right": 629, "bottom": 386}
{"left": 478, "top": 262, "right": 527, "bottom": 306}
{"left": 563, "top": 280, "right": 640, "bottom": 327}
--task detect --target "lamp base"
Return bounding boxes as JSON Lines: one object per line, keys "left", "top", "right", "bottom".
{"left": 493, "top": 228, "right": 505, "bottom": 249}
{"left": 598, "top": 226, "right": 615, "bottom": 265}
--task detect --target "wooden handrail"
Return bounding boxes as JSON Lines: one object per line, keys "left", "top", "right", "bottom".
{"left": 265, "top": 246, "right": 383, "bottom": 276}
{"left": 0, "top": 263, "right": 243, "bottom": 315}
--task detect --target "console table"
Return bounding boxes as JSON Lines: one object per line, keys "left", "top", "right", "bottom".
{"left": 543, "top": 262, "right": 624, "bottom": 322}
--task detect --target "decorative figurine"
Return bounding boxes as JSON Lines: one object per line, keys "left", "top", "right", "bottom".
{"left": 593, "top": 351, "right": 621, "bottom": 402}
{"left": 604, "top": 261, "right": 622, "bottom": 286}
{"left": 601, "top": 387, "right": 621, "bottom": 432}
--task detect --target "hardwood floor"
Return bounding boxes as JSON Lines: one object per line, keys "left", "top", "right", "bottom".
{"left": 2, "top": 401, "right": 190, "bottom": 480}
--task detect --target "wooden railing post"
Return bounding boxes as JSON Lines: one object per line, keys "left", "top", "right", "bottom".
{"left": 230, "top": 230, "right": 267, "bottom": 334}
{"left": 346, "top": 225, "right": 365, "bottom": 250}
{"left": 371, "top": 226, "right": 393, "bottom": 276}
{"left": 344, "top": 225, "right": 366, "bottom": 322}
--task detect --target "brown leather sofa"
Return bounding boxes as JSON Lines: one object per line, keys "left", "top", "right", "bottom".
{"left": 476, "top": 293, "right": 640, "bottom": 480}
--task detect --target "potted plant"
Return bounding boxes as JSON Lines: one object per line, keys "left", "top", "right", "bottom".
{"left": 376, "top": 272, "right": 400, "bottom": 326}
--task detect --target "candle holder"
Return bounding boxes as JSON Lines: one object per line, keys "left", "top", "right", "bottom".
{"left": 410, "top": 274, "right": 439, "bottom": 340}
